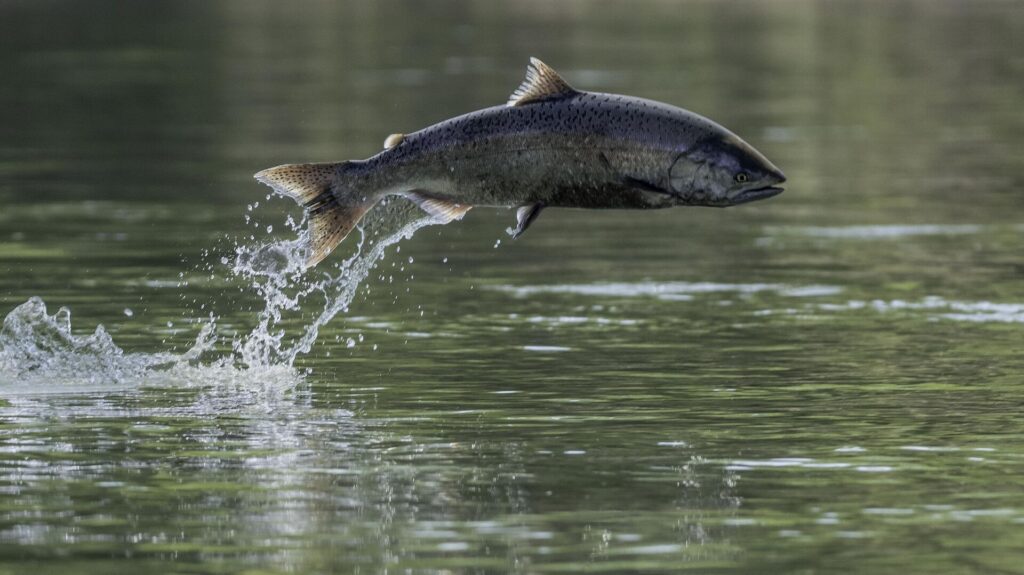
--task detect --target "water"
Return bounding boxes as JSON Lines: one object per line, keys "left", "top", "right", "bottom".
{"left": 2, "top": 0, "right": 1024, "bottom": 573}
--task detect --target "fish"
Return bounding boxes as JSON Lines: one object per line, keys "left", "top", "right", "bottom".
{"left": 255, "top": 58, "right": 786, "bottom": 268}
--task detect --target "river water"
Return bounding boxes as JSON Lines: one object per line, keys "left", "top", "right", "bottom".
{"left": 1, "top": 1, "right": 1023, "bottom": 573}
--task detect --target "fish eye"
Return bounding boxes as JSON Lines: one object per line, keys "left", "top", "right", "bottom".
{"left": 734, "top": 172, "right": 749, "bottom": 183}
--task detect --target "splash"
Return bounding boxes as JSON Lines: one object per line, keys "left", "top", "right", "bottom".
{"left": 0, "top": 296, "right": 216, "bottom": 387}
{"left": 0, "top": 197, "right": 443, "bottom": 387}
{"left": 231, "top": 197, "right": 442, "bottom": 367}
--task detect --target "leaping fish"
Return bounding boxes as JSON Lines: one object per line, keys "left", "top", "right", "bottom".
{"left": 255, "top": 58, "right": 786, "bottom": 267}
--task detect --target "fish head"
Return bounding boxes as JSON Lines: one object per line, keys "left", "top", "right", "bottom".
{"left": 669, "top": 134, "right": 785, "bottom": 207}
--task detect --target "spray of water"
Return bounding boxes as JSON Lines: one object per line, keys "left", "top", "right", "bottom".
{"left": 0, "top": 197, "right": 443, "bottom": 387}
{"left": 0, "top": 296, "right": 219, "bottom": 387}
{"left": 232, "top": 197, "right": 442, "bottom": 367}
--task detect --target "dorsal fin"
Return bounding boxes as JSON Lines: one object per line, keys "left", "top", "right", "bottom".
{"left": 507, "top": 57, "right": 578, "bottom": 107}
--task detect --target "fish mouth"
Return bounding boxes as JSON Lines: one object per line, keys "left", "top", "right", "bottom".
{"left": 728, "top": 185, "right": 784, "bottom": 206}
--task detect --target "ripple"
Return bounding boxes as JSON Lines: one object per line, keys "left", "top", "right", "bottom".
{"left": 523, "top": 345, "right": 572, "bottom": 352}
{"left": 768, "top": 224, "right": 984, "bottom": 238}
{"left": 805, "top": 297, "right": 1024, "bottom": 324}
{"left": 494, "top": 281, "right": 841, "bottom": 300}
{"left": 836, "top": 530, "right": 873, "bottom": 539}
{"left": 436, "top": 541, "right": 470, "bottom": 552}
{"left": 727, "top": 457, "right": 854, "bottom": 471}
{"left": 725, "top": 455, "right": 907, "bottom": 474}
{"left": 863, "top": 508, "right": 915, "bottom": 515}
{"left": 624, "top": 543, "right": 683, "bottom": 555}
{"left": 523, "top": 315, "right": 640, "bottom": 326}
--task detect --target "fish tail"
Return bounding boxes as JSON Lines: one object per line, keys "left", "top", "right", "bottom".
{"left": 254, "top": 162, "right": 376, "bottom": 268}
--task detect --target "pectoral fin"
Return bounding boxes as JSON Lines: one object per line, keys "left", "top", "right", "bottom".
{"left": 622, "top": 175, "right": 679, "bottom": 205}
{"left": 510, "top": 203, "right": 544, "bottom": 239}
{"left": 622, "top": 176, "right": 667, "bottom": 195}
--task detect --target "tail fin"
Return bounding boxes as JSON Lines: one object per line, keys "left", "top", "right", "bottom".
{"left": 254, "top": 162, "right": 375, "bottom": 268}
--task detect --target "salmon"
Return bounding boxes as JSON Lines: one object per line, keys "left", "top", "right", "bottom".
{"left": 256, "top": 58, "right": 785, "bottom": 267}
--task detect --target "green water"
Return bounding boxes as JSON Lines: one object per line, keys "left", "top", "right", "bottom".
{"left": 2, "top": 1, "right": 1024, "bottom": 573}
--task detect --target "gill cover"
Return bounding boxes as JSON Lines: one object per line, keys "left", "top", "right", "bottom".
{"left": 669, "top": 154, "right": 710, "bottom": 202}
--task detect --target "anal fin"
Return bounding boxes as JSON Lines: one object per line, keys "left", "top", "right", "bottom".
{"left": 510, "top": 203, "right": 544, "bottom": 239}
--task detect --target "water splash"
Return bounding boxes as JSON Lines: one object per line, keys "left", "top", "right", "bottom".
{"left": 0, "top": 197, "right": 444, "bottom": 387}
{"left": 0, "top": 296, "right": 216, "bottom": 387}
{"left": 231, "top": 197, "right": 443, "bottom": 367}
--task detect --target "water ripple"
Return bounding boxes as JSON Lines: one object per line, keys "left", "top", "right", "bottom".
{"left": 493, "top": 282, "right": 842, "bottom": 299}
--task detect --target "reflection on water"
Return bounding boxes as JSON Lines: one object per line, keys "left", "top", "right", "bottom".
{"left": 1, "top": 0, "right": 1024, "bottom": 573}
{"left": 0, "top": 387, "right": 750, "bottom": 572}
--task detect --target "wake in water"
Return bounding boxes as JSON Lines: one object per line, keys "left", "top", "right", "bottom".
{"left": 0, "top": 197, "right": 443, "bottom": 387}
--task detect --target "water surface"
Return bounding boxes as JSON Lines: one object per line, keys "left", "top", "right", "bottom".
{"left": 1, "top": 1, "right": 1023, "bottom": 573}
